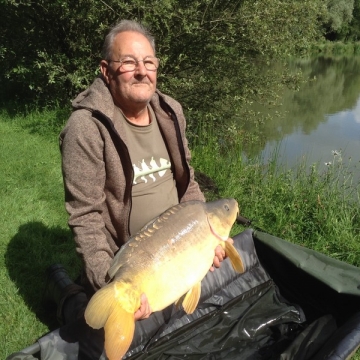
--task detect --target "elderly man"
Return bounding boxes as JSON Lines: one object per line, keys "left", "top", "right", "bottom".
{"left": 47, "top": 19, "right": 230, "bottom": 358}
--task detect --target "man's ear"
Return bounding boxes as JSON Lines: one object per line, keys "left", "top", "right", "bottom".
{"left": 100, "top": 60, "right": 110, "bottom": 85}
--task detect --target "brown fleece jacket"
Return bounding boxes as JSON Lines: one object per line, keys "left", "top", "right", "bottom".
{"left": 59, "top": 77, "right": 205, "bottom": 293}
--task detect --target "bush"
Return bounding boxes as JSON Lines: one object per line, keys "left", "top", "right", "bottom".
{"left": 1, "top": 0, "right": 323, "bottom": 128}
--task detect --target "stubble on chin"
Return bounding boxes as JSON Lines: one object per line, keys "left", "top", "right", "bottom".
{"left": 129, "top": 82, "right": 155, "bottom": 101}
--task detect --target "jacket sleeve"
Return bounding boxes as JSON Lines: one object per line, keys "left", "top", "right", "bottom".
{"left": 59, "top": 111, "right": 113, "bottom": 291}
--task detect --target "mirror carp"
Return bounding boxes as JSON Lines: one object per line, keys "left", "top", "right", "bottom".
{"left": 84, "top": 198, "right": 244, "bottom": 360}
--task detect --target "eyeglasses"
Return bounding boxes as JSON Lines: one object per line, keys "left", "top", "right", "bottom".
{"left": 107, "top": 56, "right": 159, "bottom": 72}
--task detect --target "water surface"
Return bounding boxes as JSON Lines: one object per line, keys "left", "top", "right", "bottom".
{"left": 248, "top": 56, "right": 360, "bottom": 183}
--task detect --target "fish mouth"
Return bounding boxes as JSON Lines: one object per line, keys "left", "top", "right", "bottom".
{"left": 207, "top": 217, "right": 228, "bottom": 241}
{"left": 236, "top": 213, "right": 252, "bottom": 227}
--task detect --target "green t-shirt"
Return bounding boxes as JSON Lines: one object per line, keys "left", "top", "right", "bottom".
{"left": 118, "top": 106, "right": 179, "bottom": 235}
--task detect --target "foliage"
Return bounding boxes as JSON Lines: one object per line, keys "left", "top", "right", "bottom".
{"left": 339, "top": 0, "right": 360, "bottom": 41}
{"left": 0, "top": 0, "right": 323, "bottom": 127}
{"left": 0, "top": 0, "right": 110, "bottom": 105}
{"left": 311, "top": 41, "right": 360, "bottom": 55}
{"left": 323, "top": 0, "right": 354, "bottom": 34}
{"left": 321, "top": 0, "right": 360, "bottom": 41}
{"left": 190, "top": 124, "right": 360, "bottom": 267}
{"left": 349, "top": 0, "right": 360, "bottom": 40}
{"left": 161, "top": 0, "right": 324, "bottom": 131}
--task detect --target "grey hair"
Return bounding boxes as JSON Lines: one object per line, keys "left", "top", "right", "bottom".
{"left": 102, "top": 20, "right": 156, "bottom": 60}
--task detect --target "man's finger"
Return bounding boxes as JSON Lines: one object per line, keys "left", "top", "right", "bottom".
{"left": 227, "top": 237, "right": 234, "bottom": 244}
{"left": 215, "top": 245, "right": 225, "bottom": 261}
{"left": 134, "top": 293, "right": 152, "bottom": 320}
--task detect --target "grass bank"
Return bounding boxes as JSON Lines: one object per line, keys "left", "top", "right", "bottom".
{"left": 311, "top": 41, "right": 360, "bottom": 56}
{"left": 191, "top": 124, "right": 360, "bottom": 266}
{"left": 1, "top": 108, "right": 360, "bottom": 358}
{"left": 0, "top": 108, "right": 81, "bottom": 358}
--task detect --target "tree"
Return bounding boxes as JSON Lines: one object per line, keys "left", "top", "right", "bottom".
{"left": 340, "top": 0, "right": 360, "bottom": 41}
{"left": 0, "top": 0, "right": 324, "bottom": 131}
{"left": 322, "top": 0, "right": 355, "bottom": 40}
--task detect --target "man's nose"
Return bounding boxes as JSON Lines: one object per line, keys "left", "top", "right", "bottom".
{"left": 134, "top": 60, "right": 147, "bottom": 75}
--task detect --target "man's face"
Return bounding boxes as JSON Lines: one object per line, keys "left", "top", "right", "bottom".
{"left": 101, "top": 31, "right": 157, "bottom": 112}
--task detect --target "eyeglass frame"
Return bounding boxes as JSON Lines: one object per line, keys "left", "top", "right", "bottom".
{"left": 106, "top": 56, "right": 160, "bottom": 72}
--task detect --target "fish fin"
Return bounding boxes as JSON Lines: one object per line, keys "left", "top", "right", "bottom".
{"left": 182, "top": 282, "right": 201, "bottom": 314}
{"left": 175, "top": 294, "right": 186, "bottom": 311}
{"left": 84, "top": 284, "right": 115, "bottom": 329}
{"left": 104, "top": 304, "right": 135, "bottom": 360}
{"left": 107, "top": 262, "right": 122, "bottom": 280}
{"left": 223, "top": 241, "right": 245, "bottom": 273}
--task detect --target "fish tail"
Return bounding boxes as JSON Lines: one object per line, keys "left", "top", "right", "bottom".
{"left": 84, "top": 284, "right": 116, "bottom": 329}
{"left": 84, "top": 282, "right": 138, "bottom": 360}
{"left": 223, "top": 241, "right": 245, "bottom": 273}
{"left": 104, "top": 304, "right": 135, "bottom": 360}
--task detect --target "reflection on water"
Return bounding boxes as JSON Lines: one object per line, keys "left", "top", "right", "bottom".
{"left": 246, "top": 56, "right": 360, "bottom": 183}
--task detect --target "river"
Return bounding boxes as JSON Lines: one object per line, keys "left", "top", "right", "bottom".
{"left": 246, "top": 56, "right": 360, "bottom": 185}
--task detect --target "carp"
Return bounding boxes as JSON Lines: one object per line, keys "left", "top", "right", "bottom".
{"left": 84, "top": 198, "right": 244, "bottom": 360}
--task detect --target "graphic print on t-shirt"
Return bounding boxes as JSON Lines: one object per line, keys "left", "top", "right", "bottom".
{"left": 133, "top": 157, "right": 171, "bottom": 184}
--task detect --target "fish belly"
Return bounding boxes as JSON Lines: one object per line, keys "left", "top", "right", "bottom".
{"left": 140, "top": 232, "right": 218, "bottom": 311}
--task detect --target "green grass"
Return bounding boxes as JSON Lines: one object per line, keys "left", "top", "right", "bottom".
{"left": 311, "top": 41, "right": 360, "bottom": 56}
{"left": 1, "top": 109, "right": 360, "bottom": 358}
{"left": 0, "top": 109, "right": 81, "bottom": 358}
{"left": 192, "top": 125, "right": 360, "bottom": 267}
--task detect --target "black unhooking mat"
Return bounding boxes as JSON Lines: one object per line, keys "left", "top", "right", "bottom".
{"left": 7, "top": 230, "right": 360, "bottom": 360}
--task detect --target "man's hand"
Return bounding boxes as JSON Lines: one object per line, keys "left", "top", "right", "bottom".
{"left": 134, "top": 293, "right": 152, "bottom": 320}
{"left": 210, "top": 238, "right": 234, "bottom": 272}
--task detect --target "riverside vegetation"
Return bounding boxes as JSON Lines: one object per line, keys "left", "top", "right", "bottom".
{"left": 0, "top": 106, "right": 359, "bottom": 359}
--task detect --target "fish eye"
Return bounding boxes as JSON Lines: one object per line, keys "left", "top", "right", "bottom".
{"left": 224, "top": 204, "right": 229, "bottom": 211}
